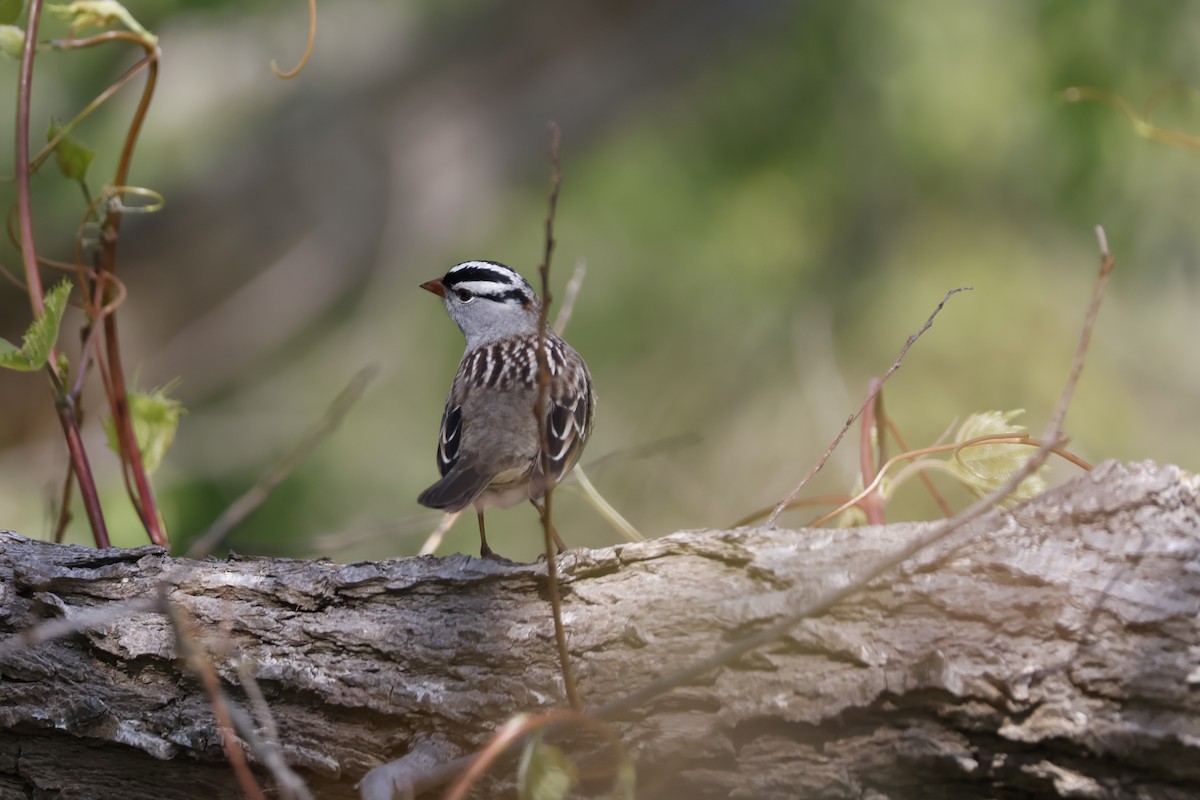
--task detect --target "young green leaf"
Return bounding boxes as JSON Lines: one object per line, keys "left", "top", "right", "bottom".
{"left": 0, "top": 280, "right": 71, "bottom": 372}
{"left": 47, "top": 117, "right": 94, "bottom": 183}
{"left": 517, "top": 734, "right": 577, "bottom": 800}
{"left": 943, "top": 409, "right": 1047, "bottom": 503}
{"left": 104, "top": 382, "right": 185, "bottom": 474}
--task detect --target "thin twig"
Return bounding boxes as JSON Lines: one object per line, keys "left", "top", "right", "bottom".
{"left": 236, "top": 658, "right": 280, "bottom": 744}
{"left": 236, "top": 659, "right": 315, "bottom": 800}
{"left": 552, "top": 258, "right": 587, "bottom": 335}
{"left": 592, "top": 229, "right": 1113, "bottom": 721}
{"left": 532, "top": 121, "right": 581, "bottom": 711}
{"left": 164, "top": 599, "right": 266, "bottom": 800}
{"left": 1055, "top": 224, "right": 1114, "bottom": 436}
{"left": 764, "top": 287, "right": 972, "bottom": 528}
{"left": 164, "top": 586, "right": 312, "bottom": 799}
{"left": 188, "top": 366, "right": 377, "bottom": 559}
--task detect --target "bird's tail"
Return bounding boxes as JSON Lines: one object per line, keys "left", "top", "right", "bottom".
{"left": 417, "top": 465, "right": 491, "bottom": 512}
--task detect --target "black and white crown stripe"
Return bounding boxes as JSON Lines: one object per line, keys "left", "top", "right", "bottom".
{"left": 444, "top": 261, "right": 535, "bottom": 304}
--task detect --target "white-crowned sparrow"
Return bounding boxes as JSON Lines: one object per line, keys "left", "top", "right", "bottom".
{"left": 417, "top": 260, "right": 595, "bottom": 558}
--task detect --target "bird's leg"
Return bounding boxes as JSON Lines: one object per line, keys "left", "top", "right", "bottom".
{"left": 477, "top": 511, "right": 498, "bottom": 560}
{"left": 531, "top": 498, "right": 567, "bottom": 554}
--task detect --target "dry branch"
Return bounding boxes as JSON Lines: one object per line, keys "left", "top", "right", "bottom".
{"left": 1, "top": 460, "right": 1198, "bottom": 799}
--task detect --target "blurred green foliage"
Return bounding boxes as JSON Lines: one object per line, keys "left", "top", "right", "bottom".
{"left": 1, "top": 0, "right": 1197, "bottom": 559}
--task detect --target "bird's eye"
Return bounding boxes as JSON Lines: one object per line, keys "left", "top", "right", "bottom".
{"left": 454, "top": 289, "right": 475, "bottom": 303}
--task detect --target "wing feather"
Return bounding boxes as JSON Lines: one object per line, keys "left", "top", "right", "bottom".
{"left": 436, "top": 404, "right": 462, "bottom": 477}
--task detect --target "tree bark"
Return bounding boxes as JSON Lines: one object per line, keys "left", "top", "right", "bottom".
{"left": 1, "top": 459, "right": 1198, "bottom": 799}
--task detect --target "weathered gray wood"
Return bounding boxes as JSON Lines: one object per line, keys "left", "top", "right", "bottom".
{"left": 1, "top": 460, "right": 1198, "bottom": 799}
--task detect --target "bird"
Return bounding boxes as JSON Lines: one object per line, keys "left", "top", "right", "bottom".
{"left": 416, "top": 260, "right": 595, "bottom": 559}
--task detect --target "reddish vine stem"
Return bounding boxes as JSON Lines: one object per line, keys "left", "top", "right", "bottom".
{"left": 14, "top": 0, "right": 48, "bottom": 316}
{"left": 34, "top": 33, "right": 165, "bottom": 543}
{"left": 15, "top": 0, "right": 110, "bottom": 546}
{"left": 54, "top": 395, "right": 109, "bottom": 546}
{"left": 883, "top": 416, "right": 954, "bottom": 518}
{"left": 89, "top": 34, "right": 167, "bottom": 546}
{"left": 32, "top": 34, "right": 153, "bottom": 175}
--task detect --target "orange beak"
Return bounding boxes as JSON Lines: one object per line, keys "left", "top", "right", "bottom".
{"left": 420, "top": 278, "right": 446, "bottom": 298}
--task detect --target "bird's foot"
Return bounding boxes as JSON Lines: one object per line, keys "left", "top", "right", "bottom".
{"left": 480, "top": 545, "right": 518, "bottom": 563}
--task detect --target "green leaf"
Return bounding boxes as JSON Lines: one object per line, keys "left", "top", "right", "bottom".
{"left": 0, "top": 0, "right": 24, "bottom": 27}
{"left": 943, "top": 409, "right": 1047, "bottom": 504}
{"left": 517, "top": 734, "right": 577, "bottom": 800}
{"left": 0, "top": 280, "right": 71, "bottom": 372}
{"left": 47, "top": 117, "right": 94, "bottom": 183}
{"left": 104, "top": 382, "right": 185, "bottom": 474}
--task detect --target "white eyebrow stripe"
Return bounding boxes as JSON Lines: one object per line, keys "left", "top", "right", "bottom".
{"left": 451, "top": 279, "right": 514, "bottom": 294}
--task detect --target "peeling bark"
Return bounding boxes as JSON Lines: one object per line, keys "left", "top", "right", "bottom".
{"left": 1, "top": 460, "right": 1198, "bottom": 799}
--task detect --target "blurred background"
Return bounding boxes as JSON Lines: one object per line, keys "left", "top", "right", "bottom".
{"left": 1, "top": 0, "right": 1197, "bottom": 561}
